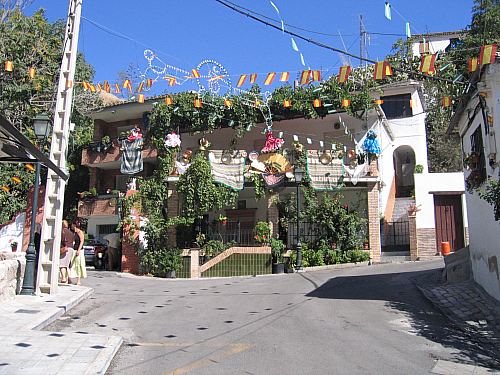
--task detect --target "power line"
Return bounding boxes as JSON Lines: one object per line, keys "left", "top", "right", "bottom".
{"left": 215, "top": 0, "right": 464, "bottom": 85}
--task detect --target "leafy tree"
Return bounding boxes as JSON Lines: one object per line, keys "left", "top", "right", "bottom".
{"left": 0, "top": 0, "right": 33, "bottom": 23}
{"left": 0, "top": 10, "right": 97, "bottom": 223}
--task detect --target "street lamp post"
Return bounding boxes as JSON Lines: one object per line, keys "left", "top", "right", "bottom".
{"left": 294, "top": 166, "right": 304, "bottom": 271}
{"left": 20, "top": 114, "right": 51, "bottom": 295}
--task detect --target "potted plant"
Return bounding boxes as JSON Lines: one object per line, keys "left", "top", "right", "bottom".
{"left": 101, "top": 135, "right": 113, "bottom": 153}
{"left": 465, "top": 170, "right": 485, "bottom": 193}
{"left": 254, "top": 221, "right": 271, "bottom": 245}
{"left": 202, "top": 240, "right": 225, "bottom": 261}
{"left": 270, "top": 238, "right": 285, "bottom": 274}
{"left": 414, "top": 164, "right": 424, "bottom": 173}
{"left": 10, "top": 240, "right": 17, "bottom": 252}
{"left": 218, "top": 214, "right": 228, "bottom": 226}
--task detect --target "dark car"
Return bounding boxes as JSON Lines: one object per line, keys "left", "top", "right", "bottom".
{"left": 83, "top": 239, "right": 108, "bottom": 269}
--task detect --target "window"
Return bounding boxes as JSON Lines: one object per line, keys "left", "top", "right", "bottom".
{"left": 237, "top": 200, "right": 247, "bottom": 210}
{"left": 98, "top": 224, "right": 118, "bottom": 237}
{"left": 419, "top": 41, "right": 430, "bottom": 55}
{"left": 470, "top": 125, "right": 486, "bottom": 182}
{"left": 380, "top": 94, "right": 412, "bottom": 119}
{"left": 115, "top": 175, "right": 129, "bottom": 191}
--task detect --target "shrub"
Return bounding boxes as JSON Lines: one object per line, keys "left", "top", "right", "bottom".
{"left": 254, "top": 221, "right": 271, "bottom": 243}
{"left": 345, "top": 250, "right": 370, "bottom": 263}
{"left": 301, "top": 244, "right": 325, "bottom": 267}
{"left": 139, "top": 247, "right": 182, "bottom": 277}
{"left": 270, "top": 238, "right": 285, "bottom": 263}
{"left": 202, "top": 240, "right": 225, "bottom": 258}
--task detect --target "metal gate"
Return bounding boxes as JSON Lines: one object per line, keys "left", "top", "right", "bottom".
{"left": 382, "top": 220, "right": 410, "bottom": 252}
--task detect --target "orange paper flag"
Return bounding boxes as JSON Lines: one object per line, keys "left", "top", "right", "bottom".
{"left": 468, "top": 57, "right": 479, "bottom": 73}
{"left": 1, "top": 186, "right": 10, "bottom": 193}
{"left": 283, "top": 99, "right": 292, "bottom": 108}
{"left": 11, "top": 177, "right": 21, "bottom": 184}
{"left": 279, "top": 72, "right": 290, "bottom": 82}
{"left": 373, "top": 61, "right": 387, "bottom": 80}
{"left": 168, "top": 77, "right": 176, "bottom": 86}
{"left": 137, "top": 94, "right": 145, "bottom": 103}
{"left": 146, "top": 78, "right": 153, "bottom": 88}
{"left": 123, "top": 79, "right": 132, "bottom": 91}
{"left": 114, "top": 83, "right": 121, "bottom": 94}
{"left": 137, "top": 81, "right": 144, "bottom": 93}
{"left": 194, "top": 98, "right": 203, "bottom": 108}
{"left": 312, "top": 70, "right": 321, "bottom": 81}
{"left": 374, "top": 99, "right": 384, "bottom": 105}
{"left": 66, "top": 79, "right": 73, "bottom": 89}
{"left": 338, "top": 66, "right": 351, "bottom": 84}
{"left": 191, "top": 69, "right": 200, "bottom": 78}
{"left": 224, "top": 98, "right": 232, "bottom": 107}
{"left": 419, "top": 54, "right": 436, "bottom": 74}
{"left": 264, "top": 72, "right": 276, "bottom": 85}
{"left": 249, "top": 73, "right": 258, "bottom": 83}
{"left": 236, "top": 74, "right": 247, "bottom": 87}
{"left": 165, "top": 96, "right": 173, "bottom": 105}
{"left": 479, "top": 44, "right": 497, "bottom": 66}
{"left": 82, "top": 81, "right": 90, "bottom": 91}
{"left": 442, "top": 96, "right": 452, "bottom": 107}
{"left": 300, "top": 70, "right": 311, "bottom": 85}
{"left": 25, "top": 164, "right": 35, "bottom": 172}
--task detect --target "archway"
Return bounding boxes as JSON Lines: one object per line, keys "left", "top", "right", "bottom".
{"left": 393, "top": 146, "right": 416, "bottom": 198}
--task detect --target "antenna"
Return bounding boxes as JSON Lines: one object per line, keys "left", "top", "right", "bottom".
{"left": 359, "top": 15, "right": 368, "bottom": 68}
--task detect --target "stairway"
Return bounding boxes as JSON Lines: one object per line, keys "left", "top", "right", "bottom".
{"left": 392, "top": 197, "right": 415, "bottom": 221}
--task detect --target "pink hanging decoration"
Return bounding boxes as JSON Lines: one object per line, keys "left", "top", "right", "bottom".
{"left": 261, "top": 130, "right": 284, "bottom": 153}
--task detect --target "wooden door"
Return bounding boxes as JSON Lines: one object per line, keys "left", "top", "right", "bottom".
{"left": 434, "top": 195, "right": 465, "bottom": 252}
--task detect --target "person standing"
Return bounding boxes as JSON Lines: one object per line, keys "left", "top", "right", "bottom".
{"left": 103, "top": 232, "right": 120, "bottom": 271}
{"left": 70, "top": 221, "right": 86, "bottom": 285}
{"left": 59, "top": 220, "right": 74, "bottom": 283}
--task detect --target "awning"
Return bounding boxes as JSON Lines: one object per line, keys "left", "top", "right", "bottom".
{"left": 0, "top": 115, "right": 68, "bottom": 181}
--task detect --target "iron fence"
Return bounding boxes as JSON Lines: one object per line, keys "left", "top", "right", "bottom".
{"left": 381, "top": 220, "right": 410, "bottom": 252}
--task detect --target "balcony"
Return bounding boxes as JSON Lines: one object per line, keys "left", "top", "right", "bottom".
{"left": 81, "top": 140, "right": 158, "bottom": 168}
{"left": 78, "top": 195, "right": 120, "bottom": 218}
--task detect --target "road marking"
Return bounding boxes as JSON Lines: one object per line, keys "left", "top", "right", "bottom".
{"left": 164, "top": 343, "right": 253, "bottom": 375}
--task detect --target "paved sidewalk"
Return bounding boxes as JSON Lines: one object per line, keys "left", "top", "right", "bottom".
{"left": 0, "top": 284, "right": 122, "bottom": 375}
{"left": 415, "top": 272, "right": 500, "bottom": 364}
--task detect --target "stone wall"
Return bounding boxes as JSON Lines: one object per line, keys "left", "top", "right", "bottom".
{"left": 416, "top": 228, "right": 437, "bottom": 257}
{"left": 0, "top": 253, "right": 25, "bottom": 302}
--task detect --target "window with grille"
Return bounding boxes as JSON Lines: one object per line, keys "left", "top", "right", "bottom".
{"left": 380, "top": 94, "right": 413, "bottom": 119}
{"left": 98, "top": 224, "right": 118, "bottom": 237}
{"left": 470, "top": 125, "right": 487, "bottom": 182}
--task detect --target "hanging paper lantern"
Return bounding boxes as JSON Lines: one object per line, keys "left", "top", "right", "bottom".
{"left": 363, "top": 130, "right": 381, "bottom": 155}
{"left": 165, "top": 96, "right": 173, "bottom": 105}
{"left": 313, "top": 99, "right": 322, "bottom": 108}
{"left": 194, "top": 98, "right": 202, "bottom": 108}
{"left": 11, "top": 177, "right": 21, "bottom": 184}
{"left": 4, "top": 61, "right": 13, "bottom": 72}
{"left": 1, "top": 186, "right": 10, "bottom": 193}
{"left": 165, "top": 132, "right": 181, "bottom": 148}
{"left": 28, "top": 67, "right": 36, "bottom": 79}
{"left": 224, "top": 98, "right": 232, "bottom": 108}
{"left": 25, "top": 164, "right": 35, "bottom": 172}
{"left": 283, "top": 100, "right": 292, "bottom": 108}
{"left": 342, "top": 99, "right": 351, "bottom": 108}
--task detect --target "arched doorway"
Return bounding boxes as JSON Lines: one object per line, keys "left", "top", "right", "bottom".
{"left": 393, "top": 146, "right": 416, "bottom": 198}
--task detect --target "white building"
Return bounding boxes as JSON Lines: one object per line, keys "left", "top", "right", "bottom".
{"left": 410, "top": 31, "right": 466, "bottom": 57}
{"left": 449, "top": 59, "right": 500, "bottom": 301}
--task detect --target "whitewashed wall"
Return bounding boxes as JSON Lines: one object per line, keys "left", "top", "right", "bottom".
{"left": 86, "top": 216, "right": 119, "bottom": 240}
{"left": 457, "top": 62, "right": 500, "bottom": 301}
{"left": 413, "top": 173, "right": 467, "bottom": 229}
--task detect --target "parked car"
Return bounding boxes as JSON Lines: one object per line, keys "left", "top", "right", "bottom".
{"left": 83, "top": 239, "right": 108, "bottom": 270}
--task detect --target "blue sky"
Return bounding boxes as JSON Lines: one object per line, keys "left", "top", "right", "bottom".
{"left": 26, "top": 0, "right": 473, "bottom": 91}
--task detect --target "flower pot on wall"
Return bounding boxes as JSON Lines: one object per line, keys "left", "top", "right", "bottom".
{"left": 363, "top": 241, "right": 370, "bottom": 250}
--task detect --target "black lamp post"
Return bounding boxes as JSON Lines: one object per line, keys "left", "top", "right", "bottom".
{"left": 294, "top": 166, "right": 304, "bottom": 271}
{"left": 20, "top": 114, "right": 51, "bottom": 295}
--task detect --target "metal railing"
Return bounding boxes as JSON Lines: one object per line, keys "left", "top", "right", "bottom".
{"left": 381, "top": 220, "right": 410, "bottom": 252}
{"left": 203, "top": 221, "right": 256, "bottom": 246}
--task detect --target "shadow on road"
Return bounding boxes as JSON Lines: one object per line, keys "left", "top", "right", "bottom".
{"left": 305, "top": 268, "right": 500, "bottom": 370}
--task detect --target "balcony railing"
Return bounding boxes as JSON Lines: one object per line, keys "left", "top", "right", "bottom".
{"left": 81, "top": 139, "right": 157, "bottom": 167}
{"left": 78, "top": 194, "right": 120, "bottom": 217}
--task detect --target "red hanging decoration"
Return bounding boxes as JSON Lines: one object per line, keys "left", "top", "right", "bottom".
{"left": 261, "top": 131, "right": 284, "bottom": 153}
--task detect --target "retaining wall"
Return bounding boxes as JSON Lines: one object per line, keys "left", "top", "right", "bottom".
{"left": 0, "top": 253, "right": 26, "bottom": 301}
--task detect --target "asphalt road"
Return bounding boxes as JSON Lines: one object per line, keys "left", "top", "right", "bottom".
{"left": 45, "top": 260, "right": 498, "bottom": 374}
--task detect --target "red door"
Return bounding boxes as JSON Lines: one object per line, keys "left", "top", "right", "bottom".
{"left": 434, "top": 195, "right": 465, "bottom": 252}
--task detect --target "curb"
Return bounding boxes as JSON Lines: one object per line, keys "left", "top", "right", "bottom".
{"left": 85, "top": 336, "right": 124, "bottom": 375}
{"left": 32, "top": 287, "right": 94, "bottom": 330}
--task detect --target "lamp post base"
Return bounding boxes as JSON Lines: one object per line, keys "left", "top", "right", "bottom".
{"left": 20, "top": 243, "right": 37, "bottom": 296}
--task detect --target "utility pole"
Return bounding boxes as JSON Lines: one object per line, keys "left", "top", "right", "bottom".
{"left": 359, "top": 15, "right": 368, "bottom": 68}
{"left": 36, "top": 0, "right": 83, "bottom": 294}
